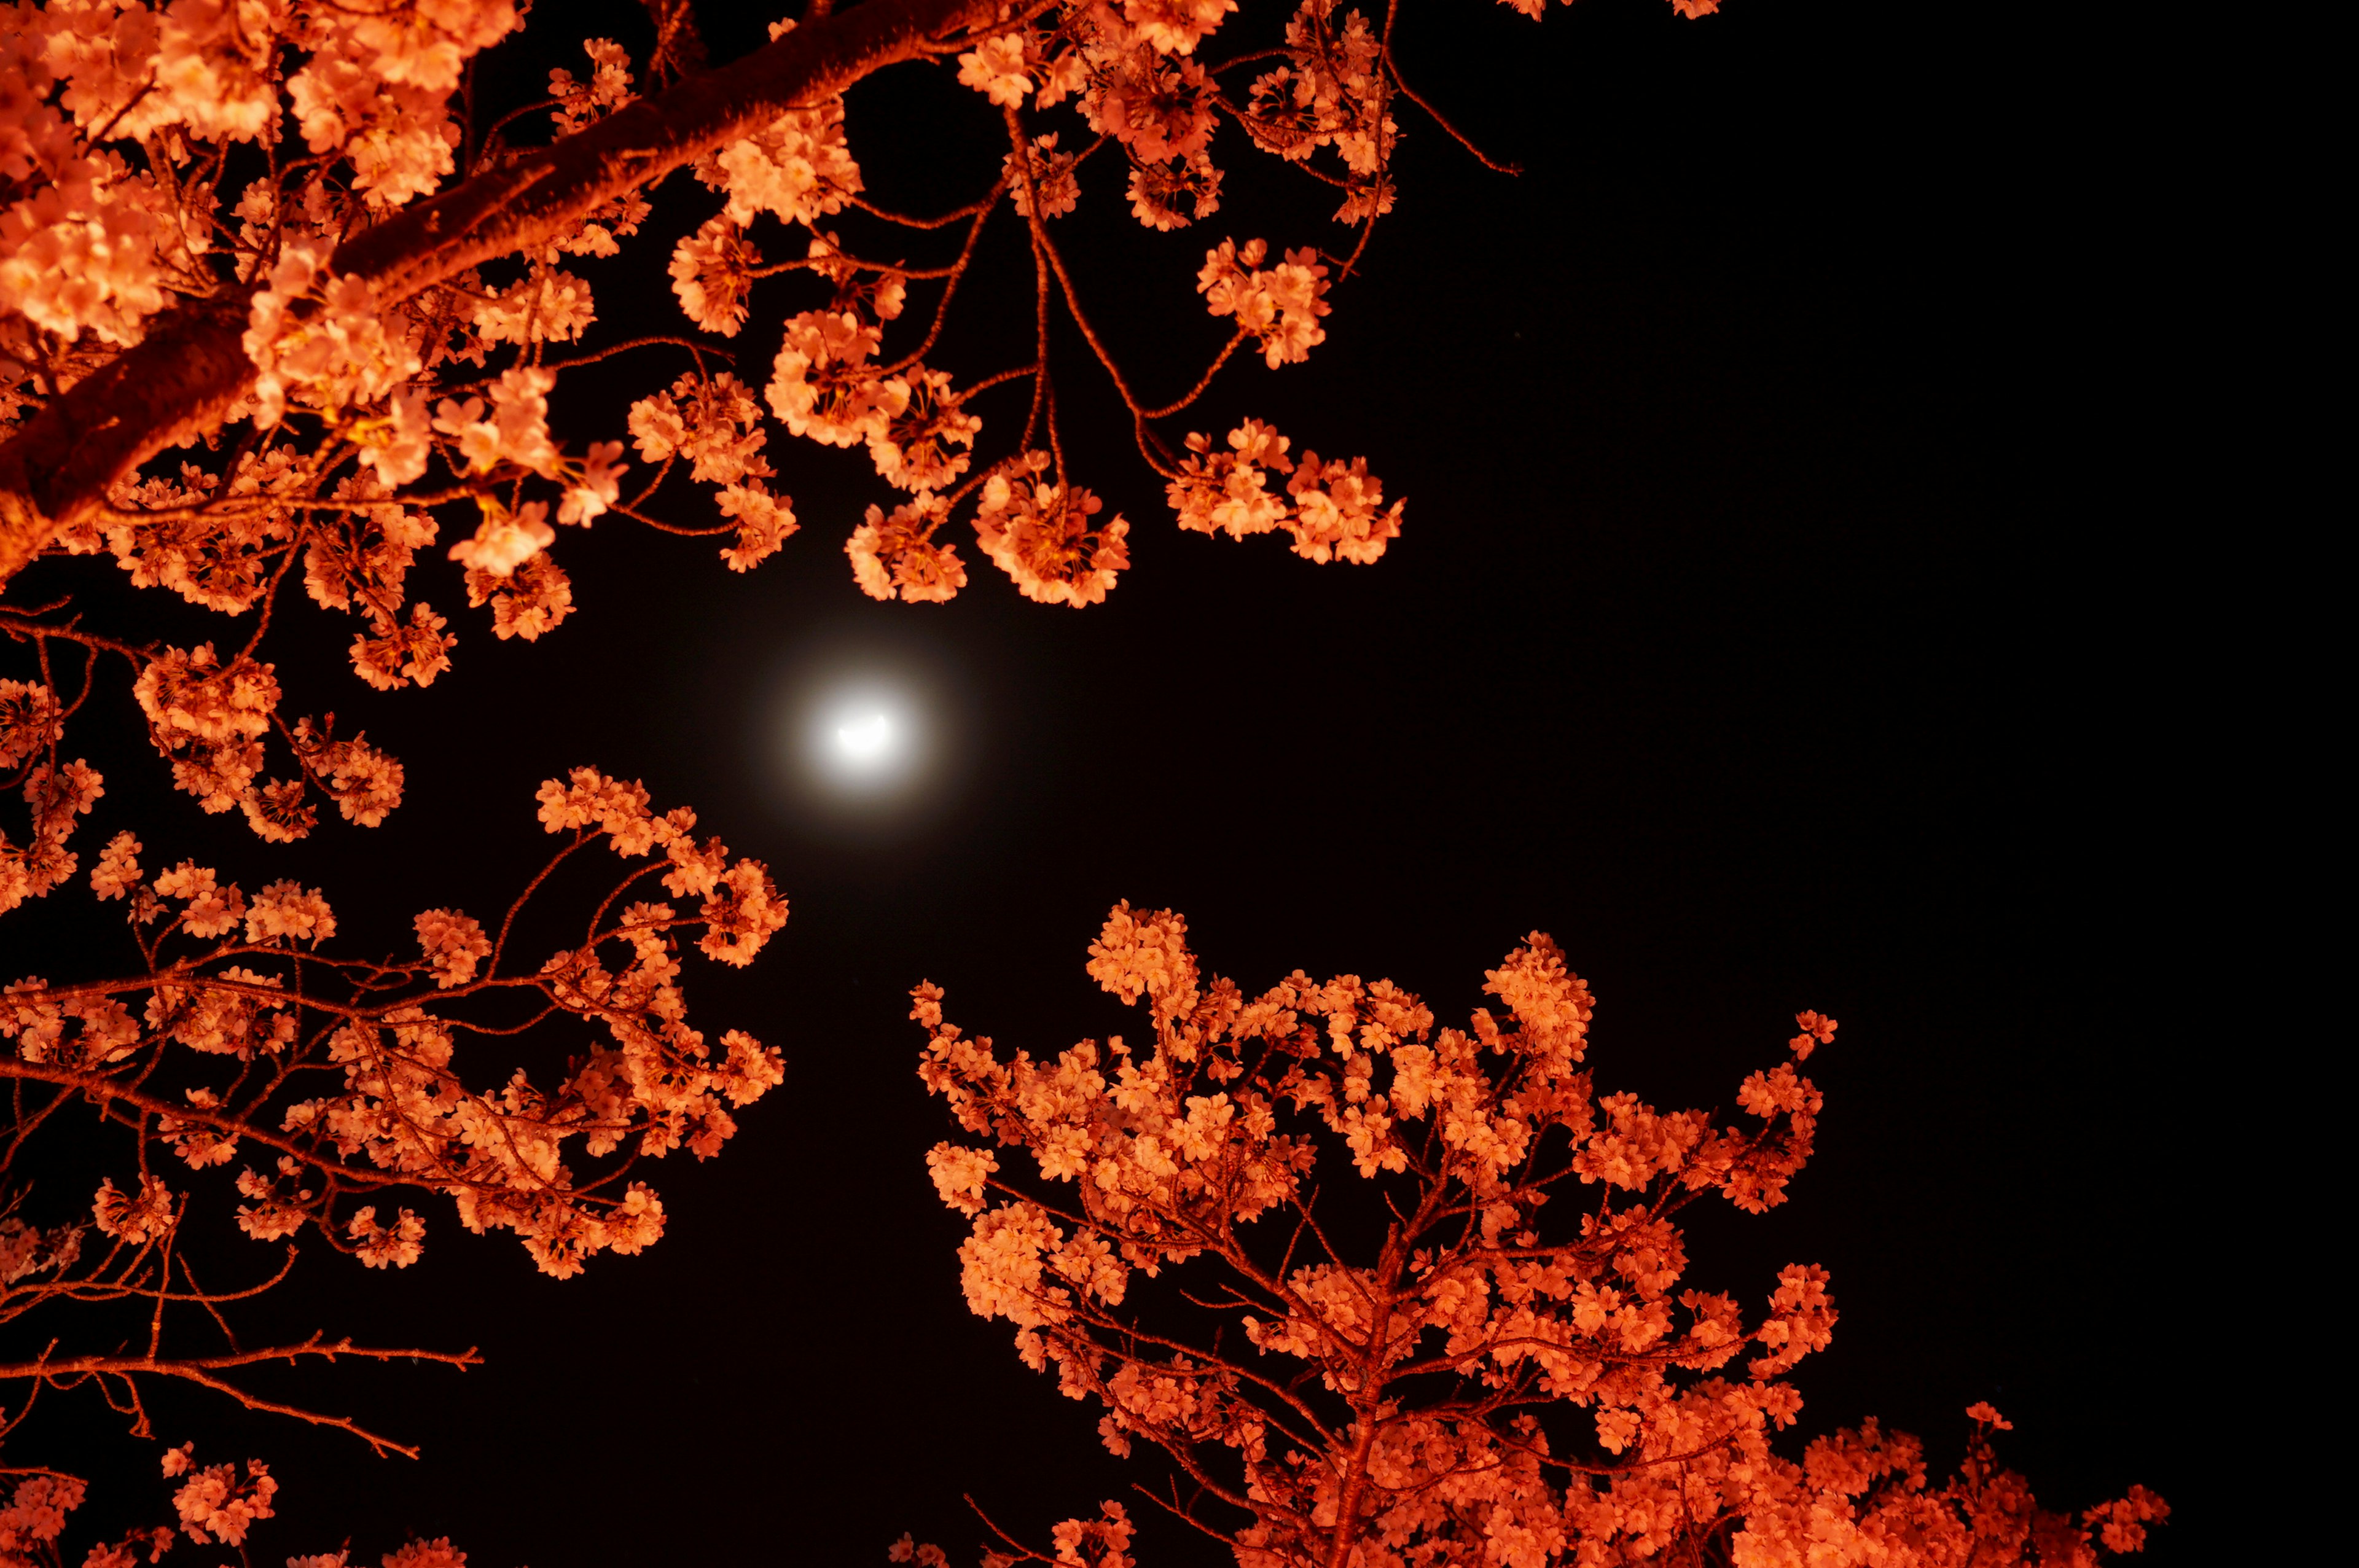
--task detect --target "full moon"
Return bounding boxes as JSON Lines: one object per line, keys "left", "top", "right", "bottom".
{"left": 796, "top": 674, "right": 931, "bottom": 803}
{"left": 766, "top": 638, "right": 964, "bottom": 825}
{"left": 834, "top": 711, "right": 895, "bottom": 765}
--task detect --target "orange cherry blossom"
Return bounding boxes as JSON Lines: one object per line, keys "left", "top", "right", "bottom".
{"left": 915, "top": 908, "right": 2165, "bottom": 1568}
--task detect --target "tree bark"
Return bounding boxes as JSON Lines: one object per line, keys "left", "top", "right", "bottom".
{"left": 0, "top": 0, "right": 1004, "bottom": 588}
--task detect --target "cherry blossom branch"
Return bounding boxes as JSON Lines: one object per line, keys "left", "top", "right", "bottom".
{"left": 3, "top": 1340, "right": 482, "bottom": 1459}
{"left": 1139, "top": 329, "right": 1254, "bottom": 421}
{"left": 1380, "top": 0, "right": 1524, "bottom": 176}
{"left": 1007, "top": 1279, "right": 1340, "bottom": 1451}
{"left": 544, "top": 335, "right": 729, "bottom": 373}
{"left": 883, "top": 187, "right": 1006, "bottom": 375}
{"left": 845, "top": 189, "right": 1002, "bottom": 230}
{"left": 607, "top": 501, "right": 738, "bottom": 537}
{"left": 0, "top": 1061, "right": 413, "bottom": 1191}
{"left": 0, "top": 0, "right": 1009, "bottom": 585}
{"left": 1004, "top": 109, "right": 1058, "bottom": 457}
{"left": 956, "top": 364, "right": 1040, "bottom": 400}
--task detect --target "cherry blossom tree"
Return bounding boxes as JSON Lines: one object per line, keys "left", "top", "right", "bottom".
{"left": 909, "top": 905, "right": 2170, "bottom": 1567}
{"left": 0, "top": 764, "right": 784, "bottom": 1565}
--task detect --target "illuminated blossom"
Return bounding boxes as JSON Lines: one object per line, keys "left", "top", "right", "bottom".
{"left": 975, "top": 457, "right": 1130, "bottom": 608}
{"left": 1082, "top": 35, "right": 1217, "bottom": 165}
{"left": 413, "top": 908, "right": 491, "bottom": 988}
{"left": 93, "top": 1174, "right": 175, "bottom": 1243}
{"left": 548, "top": 37, "right": 635, "bottom": 136}
{"left": 766, "top": 310, "right": 909, "bottom": 448}
{"left": 670, "top": 216, "right": 761, "bottom": 336}
{"left": 958, "top": 34, "right": 1035, "bottom": 108}
{"left": 133, "top": 644, "right": 276, "bottom": 814}
{"left": 288, "top": 717, "right": 405, "bottom": 827}
{"left": 718, "top": 480, "right": 799, "bottom": 572}
{"left": 243, "top": 242, "right": 424, "bottom": 429}
{"left": 356, "top": 391, "right": 435, "bottom": 488}
{"left": 628, "top": 372, "right": 772, "bottom": 485}
{"left": 447, "top": 500, "right": 554, "bottom": 577}
{"left": 1006, "top": 134, "right": 1081, "bottom": 220}
{"left": 1167, "top": 420, "right": 1293, "bottom": 538}
{"left": 1283, "top": 449, "right": 1403, "bottom": 563}
{"left": 847, "top": 494, "right": 965, "bottom": 604}
{"left": 88, "top": 830, "right": 142, "bottom": 900}
{"left": 1129, "top": 153, "right": 1223, "bottom": 230}
{"left": 246, "top": 880, "right": 336, "bottom": 946}
{"left": 870, "top": 369, "right": 980, "bottom": 493}
{"left": 703, "top": 98, "right": 862, "bottom": 228}
{"left": 1125, "top": 0, "right": 1241, "bottom": 56}
{"left": 170, "top": 1456, "right": 276, "bottom": 1547}
{"left": 347, "top": 1206, "right": 427, "bottom": 1270}
{"left": 1199, "top": 236, "right": 1332, "bottom": 367}
{"left": 471, "top": 265, "right": 596, "bottom": 346}
{"left": 558, "top": 440, "right": 630, "bottom": 526}
{"left": 0, "top": 678, "right": 61, "bottom": 770}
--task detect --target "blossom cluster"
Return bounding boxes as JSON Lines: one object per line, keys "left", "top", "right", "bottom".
{"left": 91, "top": 450, "right": 300, "bottom": 613}
{"left": 699, "top": 95, "right": 864, "bottom": 232}
{"left": 973, "top": 455, "right": 1133, "bottom": 609}
{"left": 1199, "top": 237, "right": 1332, "bottom": 368}
{"left": 660, "top": 21, "right": 983, "bottom": 591}
{"left": 670, "top": 216, "right": 763, "bottom": 337}
{"left": 848, "top": 493, "right": 964, "bottom": 604}
{"left": 0, "top": 679, "right": 100, "bottom": 912}
{"left": 652, "top": 0, "right": 1412, "bottom": 598}
{"left": 768, "top": 309, "right": 910, "bottom": 450}
{"left": 1166, "top": 419, "right": 1403, "bottom": 564}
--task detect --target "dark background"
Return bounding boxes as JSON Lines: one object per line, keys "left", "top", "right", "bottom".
{"left": 10, "top": 0, "right": 2213, "bottom": 1561}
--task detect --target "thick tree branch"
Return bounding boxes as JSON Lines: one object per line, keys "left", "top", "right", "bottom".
{"left": 0, "top": 0, "right": 1006, "bottom": 588}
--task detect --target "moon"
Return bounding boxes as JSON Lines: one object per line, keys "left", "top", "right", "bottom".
{"left": 800, "top": 678, "right": 927, "bottom": 802}
{"left": 763, "top": 634, "right": 968, "bottom": 829}
{"left": 834, "top": 711, "right": 894, "bottom": 764}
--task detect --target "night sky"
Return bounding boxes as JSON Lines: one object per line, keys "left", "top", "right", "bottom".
{"left": 15, "top": 0, "right": 2204, "bottom": 1561}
